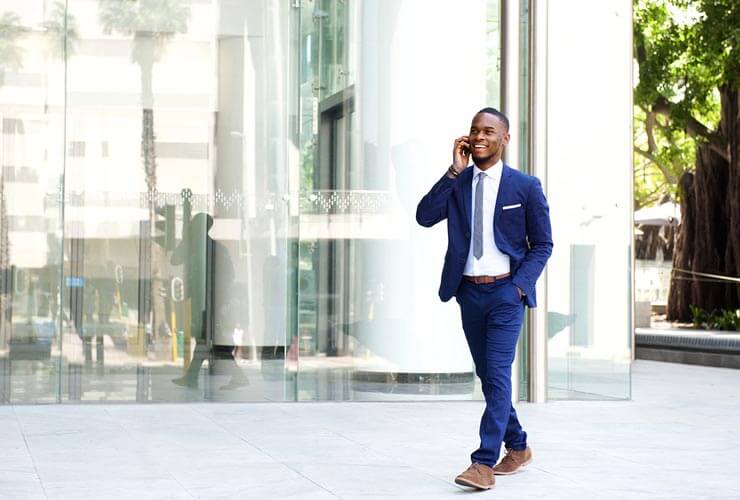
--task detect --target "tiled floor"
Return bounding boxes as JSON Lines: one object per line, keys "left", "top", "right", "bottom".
{"left": 2, "top": 360, "right": 739, "bottom": 499}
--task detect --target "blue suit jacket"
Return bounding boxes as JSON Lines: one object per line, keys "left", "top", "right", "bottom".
{"left": 416, "top": 164, "right": 553, "bottom": 307}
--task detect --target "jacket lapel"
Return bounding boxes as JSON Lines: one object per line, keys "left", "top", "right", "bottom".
{"left": 493, "top": 164, "right": 513, "bottom": 245}
{"left": 494, "top": 164, "right": 512, "bottom": 216}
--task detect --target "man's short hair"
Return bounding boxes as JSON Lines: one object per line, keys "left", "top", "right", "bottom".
{"left": 477, "top": 107, "right": 510, "bottom": 131}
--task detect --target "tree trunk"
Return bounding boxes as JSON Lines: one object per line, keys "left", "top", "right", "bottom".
{"left": 668, "top": 85, "right": 740, "bottom": 321}
{"left": 721, "top": 86, "right": 740, "bottom": 308}
{"left": 0, "top": 174, "right": 10, "bottom": 344}
{"left": 635, "top": 225, "right": 674, "bottom": 261}
{"left": 668, "top": 172, "right": 695, "bottom": 321}
{"left": 140, "top": 58, "right": 169, "bottom": 346}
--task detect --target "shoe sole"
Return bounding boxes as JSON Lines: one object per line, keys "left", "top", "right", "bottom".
{"left": 493, "top": 458, "right": 532, "bottom": 475}
{"left": 454, "top": 477, "right": 494, "bottom": 490}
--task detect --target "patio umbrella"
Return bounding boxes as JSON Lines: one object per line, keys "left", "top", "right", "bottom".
{"left": 634, "top": 202, "right": 681, "bottom": 226}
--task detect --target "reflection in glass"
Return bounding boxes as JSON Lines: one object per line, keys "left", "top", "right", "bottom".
{"left": 296, "top": 0, "right": 502, "bottom": 401}
{"left": 56, "top": 0, "right": 295, "bottom": 402}
{"left": 1, "top": 0, "right": 513, "bottom": 404}
{"left": 0, "top": 3, "right": 66, "bottom": 403}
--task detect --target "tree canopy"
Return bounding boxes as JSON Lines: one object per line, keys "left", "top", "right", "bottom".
{"left": 633, "top": 0, "right": 738, "bottom": 208}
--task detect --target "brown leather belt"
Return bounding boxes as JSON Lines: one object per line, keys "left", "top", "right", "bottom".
{"left": 463, "top": 273, "right": 511, "bottom": 284}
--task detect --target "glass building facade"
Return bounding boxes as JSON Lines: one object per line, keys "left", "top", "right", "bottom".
{"left": 0, "top": 0, "right": 632, "bottom": 403}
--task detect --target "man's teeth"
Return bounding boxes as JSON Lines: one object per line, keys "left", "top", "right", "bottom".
{"left": 474, "top": 145, "right": 485, "bottom": 148}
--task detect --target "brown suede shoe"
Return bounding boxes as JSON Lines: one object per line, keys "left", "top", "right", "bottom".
{"left": 493, "top": 446, "right": 533, "bottom": 475}
{"left": 454, "top": 462, "right": 495, "bottom": 490}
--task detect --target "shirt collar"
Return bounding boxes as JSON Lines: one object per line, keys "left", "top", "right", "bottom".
{"left": 473, "top": 159, "right": 503, "bottom": 180}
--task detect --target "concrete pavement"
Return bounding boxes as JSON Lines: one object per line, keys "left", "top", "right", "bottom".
{"left": 1, "top": 360, "right": 739, "bottom": 499}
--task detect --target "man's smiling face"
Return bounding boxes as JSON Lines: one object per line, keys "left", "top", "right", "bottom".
{"left": 469, "top": 112, "right": 510, "bottom": 165}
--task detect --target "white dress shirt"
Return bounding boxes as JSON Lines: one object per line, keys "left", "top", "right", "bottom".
{"left": 463, "top": 160, "right": 511, "bottom": 276}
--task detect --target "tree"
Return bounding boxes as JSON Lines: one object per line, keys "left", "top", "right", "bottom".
{"left": 0, "top": 11, "right": 27, "bottom": 343}
{"left": 634, "top": 0, "right": 739, "bottom": 321}
{"left": 97, "top": 0, "right": 190, "bottom": 345}
{"left": 43, "top": 1, "right": 78, "bottom": 59}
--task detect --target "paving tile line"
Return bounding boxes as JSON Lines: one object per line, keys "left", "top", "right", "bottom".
{"left": 191, "top": 404, "right": 345, "bottom": 499}
{"left": 193, "top": 402, "right": 470, "bottom": 497}
{"left": 327, "top": 426, "right": 469, "bottom": 494}
{"left": 11, "top": 405, "right": 48, "bottom": 500}
{"left": 99, "top": 405, "right": 200, "bottom": 500}
{"left": 34, "top": 405, "right": 196, "bottom": 500}
{"left": 190, "top": 400, "right": 612, "bottom": 496}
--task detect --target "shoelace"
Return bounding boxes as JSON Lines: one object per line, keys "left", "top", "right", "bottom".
{"left": 502, "top": 448, "right": 523, "bottom": 464}
{"left": 470, "top": 462, "right": 491, "bottom": 474}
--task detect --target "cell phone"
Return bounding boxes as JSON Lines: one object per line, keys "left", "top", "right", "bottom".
{"left": 462, "top": 146, "right": 470, "bottom": 156}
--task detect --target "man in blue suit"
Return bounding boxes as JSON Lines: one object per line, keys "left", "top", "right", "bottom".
{"left": 416, "top": 108, "right": 553, "bottom": 490}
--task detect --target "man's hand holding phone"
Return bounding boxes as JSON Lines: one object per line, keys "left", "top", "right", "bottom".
{"left": 448, "top": 136, "right": 470, "bottom": 179}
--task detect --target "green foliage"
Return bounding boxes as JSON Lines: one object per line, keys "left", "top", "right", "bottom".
{"left": 634, "top": 106, "right": 695, "bottom": 207}
{"left": 0, "top": 11, "right": 26, "bottom": 71}
{"left": 712, "top": 309, "right": 740, "bottom": 331}
{"left": 689, "top": 303, "right": 707, "bottom": 327}
{"left": 633, "top": 0, "right": 738, "bottom": 208}
{"left": 97, "top": 0, "right": 190, "bottom": 65}
{"left": 634, "top": 0, "right": 736, "bottom": 126}
{"left": 689, "top": 304, "right": 740, "bottom": 331}
{"left": 43, "top": 2, "right": 78, "bottom": 60}
{"left": 1, "top": 5, "right": 78, "bottom": 69}
{"left": 301, "top": 140, "right": 315, "bottom": 193}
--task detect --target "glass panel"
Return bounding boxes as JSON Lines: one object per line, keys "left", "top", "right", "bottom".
{"left": 297, "top": 0, "right": 502, "bottom": 401}
{"left": 486, "top": 0, "right": 502, "bottom": 109}
{"left": 545, "top": 1, "right": 632, "bottom": 400}
{"left": 0, "top": 2, "right": 65, "bottom": 403}
{"left": 1, "top": 0, "right": 508, "bottom": 405}
{"left": 59, "top": 0, "right": 294, "bottom": 402}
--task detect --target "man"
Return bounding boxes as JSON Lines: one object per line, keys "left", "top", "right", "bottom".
{"left": 171, "top": 212, "right": 248, "bottom": 391}
{"left": 416, "top": 108, "right": 553, "bottom": 490}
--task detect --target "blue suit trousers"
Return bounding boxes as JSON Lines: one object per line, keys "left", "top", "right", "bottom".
{"left": 456, "top": 277, "right": 528, "bottom": 466}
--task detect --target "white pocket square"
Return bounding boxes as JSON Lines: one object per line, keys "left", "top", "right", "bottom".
{"left": 502, "top": 203, "right": 522, "bottom": 210}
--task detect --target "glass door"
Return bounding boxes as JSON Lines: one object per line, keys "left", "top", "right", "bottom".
{"left": 296, "top": 0, "right": 361, "bottom": 400}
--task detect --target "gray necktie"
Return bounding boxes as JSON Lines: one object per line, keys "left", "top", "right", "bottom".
{"left": 474, "top": 172, "right": 484, "bottom": 259}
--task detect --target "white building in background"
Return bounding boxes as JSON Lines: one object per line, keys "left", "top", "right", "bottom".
{"left": 0, "top": 0, "right": 632, "bottom": 404}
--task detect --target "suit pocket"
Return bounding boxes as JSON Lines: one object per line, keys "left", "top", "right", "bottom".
{"left": 499, "top": 203, "right": 526, "bottom": 241}
{"left": 509, "top": 282, "right": 524, "bottom": 304}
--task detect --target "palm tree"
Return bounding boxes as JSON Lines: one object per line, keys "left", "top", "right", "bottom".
{"left": 43, "top": 1, "right": 78, "bottom": 60}
{"left": 97, "top": 0, "right": 190, "bottom": 348}
{"left": 0, "top": 12, "right": 24, "bottom": 70}
{"left": 0, "top": 11, "right": 26, "bottom": 344}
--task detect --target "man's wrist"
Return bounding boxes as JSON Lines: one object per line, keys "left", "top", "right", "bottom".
{"left": 447, "top": 164, "right": 462, "bottom": 179}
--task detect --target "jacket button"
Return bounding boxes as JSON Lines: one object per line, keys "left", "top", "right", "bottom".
{"left": 465, "top": 232, "right": 470, "bottom": 239}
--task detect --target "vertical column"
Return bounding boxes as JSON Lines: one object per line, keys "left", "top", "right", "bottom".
{"left": 501, "top": 0, "right": 523, "bottom": 403}
{"left": 501, "top": 0, "right": 521, "bottom": 168}
{"left": 529, "top": 0, "right": 548, "bottom": 403}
